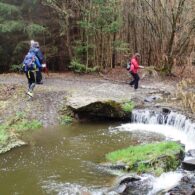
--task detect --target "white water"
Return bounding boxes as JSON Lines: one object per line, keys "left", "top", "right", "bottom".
{"left": 117, "top": 110, "right": 195, "bottom": 151}
{"left": 115, "top": 110, "right": 195, "bottom": 194}
{"left": 148, "top": 172, "right": 183, "bottom": 195}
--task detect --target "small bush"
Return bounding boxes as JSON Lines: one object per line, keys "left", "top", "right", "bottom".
{"left": 69, "top": 59, "right": 99, "bottom": 73}
{"left": 60, "top": 115, "right": 73, "bottom": 125}
{"left": 9, "top": 64, "right": 23, "bottom": 72}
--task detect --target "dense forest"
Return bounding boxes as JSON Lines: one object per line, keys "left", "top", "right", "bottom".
{"left": 0, "top": 0, "right": 195, "bottom": 74}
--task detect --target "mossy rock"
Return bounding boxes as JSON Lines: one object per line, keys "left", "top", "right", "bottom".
{"left": 68, "top": 100, "right": 134, "bottom": 121}
{"left": 0, "top": 112, "right": 42, "bottom": 154}
{"left": 105, "top": 141, "right": 185, "bottom": 176}
{"left": 0, "top": 137, "right": 26, "bottom": 154}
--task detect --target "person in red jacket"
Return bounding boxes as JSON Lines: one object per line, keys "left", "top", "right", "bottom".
{"left": 129, "top": 53, "right": 144, "bottom": 90}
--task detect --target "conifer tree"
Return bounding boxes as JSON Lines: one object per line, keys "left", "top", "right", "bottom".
{"left": 0, "top": 0, "right": 46, "bottom": 71}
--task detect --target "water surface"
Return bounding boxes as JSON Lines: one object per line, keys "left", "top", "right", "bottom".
{"left": 0, "top": 122, "right": 163, "bottom": 195}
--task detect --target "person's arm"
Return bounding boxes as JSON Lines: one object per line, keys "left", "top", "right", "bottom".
{"left": 139, "top": 65, "right": 144, "bottom": 69}
{"left": 35, "top": 56, "right": 42, "bottom": 69}
{"left": 37, "top": 50, "right": 44, "bottom": 64}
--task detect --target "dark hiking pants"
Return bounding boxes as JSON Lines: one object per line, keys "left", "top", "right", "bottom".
{"left": 130, "top": 72, "right": 140, "bottom": 89}
{"left": 36, "top": 70, "right": 42, "bottom": 84}
{"left": 26, "top": 71, "right": 36, "bottom": 92}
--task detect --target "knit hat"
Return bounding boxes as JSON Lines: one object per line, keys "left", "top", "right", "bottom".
{"left": 30, "top": 40, "right": 35, "bottom": 47}
{"left": 135, "top": 53, "right": 141, "bottom": 57}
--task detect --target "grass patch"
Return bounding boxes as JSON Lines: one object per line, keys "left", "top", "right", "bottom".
{"left": 0, "top": 125, "right": 9, "bottom": 144}
{"left": 8, "top": 112, "right": 42, "bottom": 133}
{"left": 106, "top": 141, "right": 184, "bottom": 175}
{"left": 0, "top": 112, "right": 42, "bottom": 145}
{"left": 121, "top": 101, "right": 134, "bottom": 113}
{"left": 11, "top": 119, "right": 42, "bottom": 132}
{"left": 60, "top": 115, "right": 73, "bottom": 125}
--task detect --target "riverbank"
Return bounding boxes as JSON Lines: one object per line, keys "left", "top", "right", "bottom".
{"left": 0, "top": 69, "right": 178, "bottom": 125}
{"left": 0, "top": 69, "right": 175, "bottom": 151}
{"left": 0, "top": 69, "right": 194, "bottom": 153}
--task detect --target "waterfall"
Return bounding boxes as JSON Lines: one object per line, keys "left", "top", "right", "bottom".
{"left": 148, "top": 172, "right": 183, "bottom": 195}
{"left": 115, "top": 109, "right": 195, "bottom": 194}
{"left": 117, "top": 109, "right": 195, "bottom": 151}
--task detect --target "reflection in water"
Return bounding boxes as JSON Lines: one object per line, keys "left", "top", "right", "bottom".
{"left": 0, "top": 122, "right": 163, "bottom": 195}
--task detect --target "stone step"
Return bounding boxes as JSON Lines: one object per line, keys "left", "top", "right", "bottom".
{"left": 182, "top": 159, "right": 195, "bottom": 171}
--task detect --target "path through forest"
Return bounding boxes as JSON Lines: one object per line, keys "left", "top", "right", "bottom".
{"left": 0, "top": 71, "right": 177, "bottom": 127}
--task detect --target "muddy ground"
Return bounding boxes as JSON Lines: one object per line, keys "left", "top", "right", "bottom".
{"left": 0, "top": 69, "right": 181, "bottom": 127}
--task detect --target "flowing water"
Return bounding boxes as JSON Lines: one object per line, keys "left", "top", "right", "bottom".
{"left": 0, "top": 110, "right": 194, "bottom": 195}
{"left": 115, "top": 110, "right": 195, "bottom": 194}
{"left": 0, "top": 122, "right": 163, "bottom": 195}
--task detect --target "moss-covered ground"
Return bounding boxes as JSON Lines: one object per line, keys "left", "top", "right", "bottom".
{"left": 0, "top": 112, "right": 42, "bottom": 147}
{"left": 106, "top": 141, "right": 184, "bottom": 175}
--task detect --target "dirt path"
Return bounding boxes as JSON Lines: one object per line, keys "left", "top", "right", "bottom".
{"left": 0, "top": 72, "right": 177, "bottom": 127}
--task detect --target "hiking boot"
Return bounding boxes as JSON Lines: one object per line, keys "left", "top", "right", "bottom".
{"left": 27, "top": 91, "right": 33, "bottom": 97}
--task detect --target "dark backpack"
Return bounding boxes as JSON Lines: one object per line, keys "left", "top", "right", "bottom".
{"left": 126, "top": 62, "right": 131, "bottom": 71}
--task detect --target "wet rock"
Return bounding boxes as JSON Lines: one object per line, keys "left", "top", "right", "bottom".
{"left": 162, "top": 107, "right": 171, "bottom": 114}
{"left": 182, "top": 159, "right": 195, "bottom": 171}
{"left": 168, "top": 176, "right": 195, "bottom": 195}
{"left": 100, "top": 162, "right": 127, "bottom": 170}
{"left": 0, "top": 138, "right": 26, "bottom": 154}
{"left": 144, "top": 95, "right": 161, "bottom": 103}
{"left": 67, "top": 99, "right": 132, "bottom": 121}
{"left": 186, "top": 150, "right": 195, "bottom": 158}
{"left": 118, "top": 175, "right": 141, "bottom": 185}
{"left": 108, "top": 174, "right": 141, "bottom": 194}
{"left": 105, "top": 141, "right": 185, "bottom": 176}
{"left": 115, "top": 183, "right": 127, "bottom": 194}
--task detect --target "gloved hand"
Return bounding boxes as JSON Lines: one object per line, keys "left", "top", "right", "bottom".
{"left": 42, "top": 63, "right": 46, "bottom": 68}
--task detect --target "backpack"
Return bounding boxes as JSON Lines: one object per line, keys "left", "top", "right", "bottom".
{"left": 126, "top": 62, "right": 131, "bottom": 71}
{"left": 23, "top": 52, "right": 36, "bottom": 72}
{"left": 30, "top": 47, "right": 44, "bottom": 64}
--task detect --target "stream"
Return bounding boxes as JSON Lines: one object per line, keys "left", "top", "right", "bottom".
{"left": 0, "top": 110, "right": 195, "bottom": 195}
{"left": 0, "top": 121, "right": 163, "bottom": 195}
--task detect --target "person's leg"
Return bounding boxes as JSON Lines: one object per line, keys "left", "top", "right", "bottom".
{"left": 134, "top": 73, "right": 140, "bottom": 89}
{"left": 27, "top": 71, "right": 36, "bottom": 97}
{"left": 26, "top": 72, "right": 31, "bottom": 89}
{"left": 36, "top": 70, "right": 43, "bottom": 84}
{"left": 130, "top": 72, "right": 136, "bottom": 86}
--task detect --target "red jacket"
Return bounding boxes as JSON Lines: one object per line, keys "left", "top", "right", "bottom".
{"left": 130, "top": 57, "right": 140, "bottom": 74}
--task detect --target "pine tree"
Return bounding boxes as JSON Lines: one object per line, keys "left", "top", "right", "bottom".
{"left": 0, "top": 0, "right": 46, "bottom": 71}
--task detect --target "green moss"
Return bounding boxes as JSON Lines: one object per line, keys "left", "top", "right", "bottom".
{"left": 0, "top": 125, "right": 9, "bottom": 144}
{"left": 11, "top": 119, "right": 42, "bottom": 132}
{"left": 106, "top": 141, "right": 184, "bottom": 175}
{"left": 7, "top": 112, "right": 42, "bottom": 132}
{"left": 0, "top": 112, "right": 42, "bottom": 145}
{"left": 60, "top": 115, "right": 73, "bottom": 125}
{"left": 121, "top": 101, "right": 134, "bottom": 113}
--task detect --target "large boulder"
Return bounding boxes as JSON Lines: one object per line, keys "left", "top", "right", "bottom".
{"left": 105, "top": 141, "right": 185, "bottom": 176}
{"left": 182, "top": 159, "right": 195, "bottom": 171}
{"left": 66, "top": 96, "right": 133, "bottom": 121}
